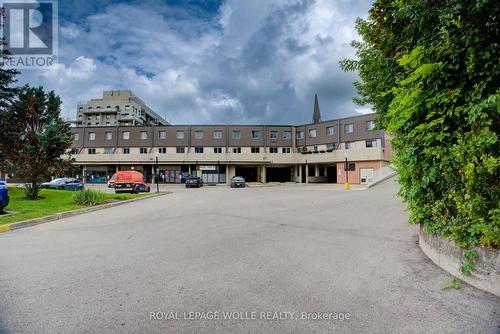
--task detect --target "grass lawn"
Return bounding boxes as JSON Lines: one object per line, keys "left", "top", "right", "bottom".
{"left": 0, "top": 187, "right": 148, "bottom": 226}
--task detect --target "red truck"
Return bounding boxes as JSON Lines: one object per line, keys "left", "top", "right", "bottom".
{"left": 114, "top": 171, "right": 151, "bottom": 194}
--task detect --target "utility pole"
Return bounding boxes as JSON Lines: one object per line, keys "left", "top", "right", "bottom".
{"left": 344, "top": 155, "right": 350, "bottom": 190}
{"left": 155, "top": 156, "right": 160, "bottom": 193}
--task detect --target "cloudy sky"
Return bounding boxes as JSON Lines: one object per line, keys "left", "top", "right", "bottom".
{"left": 18, "top": 0, "right": 373, "bottom": 125}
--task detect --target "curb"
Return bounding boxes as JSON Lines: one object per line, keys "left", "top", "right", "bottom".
{"left": 0, "top": 192, "right": 168, "bottom": 234}
{"left": 367, "top": 172, "right": 397, "bottom": 188}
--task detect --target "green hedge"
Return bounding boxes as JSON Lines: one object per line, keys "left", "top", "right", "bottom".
{"left": 341, "top": 0, "right": 499, "bottom": 248}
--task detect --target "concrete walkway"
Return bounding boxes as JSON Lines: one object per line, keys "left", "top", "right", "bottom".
{"left": 0, "top": 180, "right": 498, "bottom": 333}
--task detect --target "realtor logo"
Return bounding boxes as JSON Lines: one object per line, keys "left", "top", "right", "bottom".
{"left": 1, "top": 0, "right": 58, "bottom": 69}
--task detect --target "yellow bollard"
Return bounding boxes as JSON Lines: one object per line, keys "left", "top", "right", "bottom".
{"left": 344, "top": 182, "right": 350, "bottom": 190}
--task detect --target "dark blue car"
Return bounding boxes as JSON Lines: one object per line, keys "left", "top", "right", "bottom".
{"left": 0, "top": 179, "right": 9, "bottom": 212}
{"left": 41, "top": 178, "right": 84, "bottom": 191}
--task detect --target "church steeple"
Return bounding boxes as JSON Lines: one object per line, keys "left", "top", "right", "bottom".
{"left": 313, "top": 94, "right": 321, "bottom": 123}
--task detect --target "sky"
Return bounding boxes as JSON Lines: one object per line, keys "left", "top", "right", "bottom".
{"left": 17, "top": 0, "right": 373, "bottom": 125}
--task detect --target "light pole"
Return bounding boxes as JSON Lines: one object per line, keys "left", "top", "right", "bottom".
{"left": 155, "top": 156, "right": 159, "bottom": 193}
{"left": 344, "top": 153, "right": 350, "bottom": 190}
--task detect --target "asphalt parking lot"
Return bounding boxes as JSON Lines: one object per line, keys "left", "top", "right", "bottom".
{"left": 0, "top": 179, "right": 498, "bottom": 333}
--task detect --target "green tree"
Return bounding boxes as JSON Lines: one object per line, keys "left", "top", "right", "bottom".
{"left": 1, "top": 7, "right": 20, "bottom": 171}
{"left": 0, "top": 86, "right": 72, "bottom": 199}
{"left": 341, "top": 0, "right": 499, "bottom": 248}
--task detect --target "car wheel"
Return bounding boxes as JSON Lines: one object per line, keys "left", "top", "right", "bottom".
{"left": 134, "top": 186, "right": 140, "bottom": 194}
{"left": 58, "top": 186, "right": 65, "bottom": 190}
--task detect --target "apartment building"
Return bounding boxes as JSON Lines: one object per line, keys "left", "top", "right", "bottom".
{"left": 73, "top": 90, "right": 169, "bottom": 127}
{"left": 70, "top": 113, "right": 392, "bottom": 185}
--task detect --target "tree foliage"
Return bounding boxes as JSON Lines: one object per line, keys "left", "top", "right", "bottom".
{"left": 341, "top": 0, "right": 499, "bottom": 248}
{"left": 1, "top": 7, "right": 20, "bottom": 170}
{"left": 0, "top": 86, "right": 72, "bottom": 199}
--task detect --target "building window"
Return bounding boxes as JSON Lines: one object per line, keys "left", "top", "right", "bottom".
{"left": 140, "top": 131, "right": 148, "bottom": 140}
{"left": 72, "top": 133, "right": 80, "bottom": 141}
{"left": 308, "top": 145, "right": 317, "bottom": 152}
{"left": 326, "top": 143, "right": 335, "bottom": 150}
{"left": 159, "top": 131, "right": 166, "bottom": 139}
{"left": 296, "top": 131, "right": 304, "bottom": 139}
{"left": 213, "top": 131, "right": 223, "bottom": 139}
{"left": 251, "top": 131, "right": 260, "bottom": 139}
{"left": 140, "top": 148, "right": 148, "bottom": 154}
{"left": 106, "top": 115, "right": 111, "bottom": 119}
{"left": 176, "top": 147, "right": 185, "bottom": 154}
{"left": 123, "top": 148, "right": 130, "bottom": 154}
{"left": 195, "top": 147, "right": 204, "bottom": 154}
{"left": 232, "top": 147, "right": 241, "bottom": 153}
{"left": 344, "top": 124, "right": 354, "bottom": 133}
{"left": 345, "top": 142, "right": 355, "bottom": 149}
{"left": 283, "top": 131, "right": 291, "bottom": 140}
{"left": 214, "top": 147, "right": 223, "bottom": 154}
{"left": 282, "top": 147, "right": 291, "bottom": 153}
{"left": 251, "top": 147, "right": 260, "bottom": 153}
{"left": 345, "top": 162, "right": 356, "bottom": 171}
{"left": 232, "top": 131, "right": 241, "bottom": 140}
{"left": 326, "top": 127, "right": 334, "bottom": 136}
{"left": 88, "top": 106, "right": 92, "bottom": 110}
{"left": 269, "top": 147, "right": 278, "bottom": 153}
{"left": 105, "top": 132, "right": 112, "bottom": 140}
{"left": 106, "top": 122, "right": 110, "bottom": 126}
{"left": 122, "top": 131, "right": 130, "bottom": 140}
{"left": 88, "top": 132, "right": 96, "bottom": 141}
{"left": 194, "top": 131, "right": 204, "bottom": 140}
{"left": 366, "top": 120, "right": 375, "bottom": 131}
{"left": 309, "top": 129, "right": 317, "bottom": 138}
{"left": 176, "top": 130, "right": 184, "bottom": 139}
{"left": 366, "top": 140, "right": 377, "bottom": 148}
{"left": 158, "top": 147, "right": 167, "bottom": 154}
{"left": 269, "top": 131, "right": 277, "bottom": 139}
{"left": 88, "top": 148, "right": 96, "bottom": 154}
{"left": 104, "top": 147, "right": 113, "bottom": 154}
{"left": 125, "top": 105, "right": 130, "bottom": 110}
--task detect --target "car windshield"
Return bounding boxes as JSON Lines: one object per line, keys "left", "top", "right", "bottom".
{"left": 50, "top": 178, "right": 66, "bottom": 184}
{"left": 233, "top": 177, "right": 244, "bottom": 182}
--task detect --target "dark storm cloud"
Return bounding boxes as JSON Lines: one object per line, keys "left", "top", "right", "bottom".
{"left": 17, "top": 0, "right": 373, "bottom": 124}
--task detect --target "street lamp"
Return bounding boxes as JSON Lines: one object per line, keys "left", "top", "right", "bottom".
{"left": 344, "top": 152, "right": 350, "bottom": 190}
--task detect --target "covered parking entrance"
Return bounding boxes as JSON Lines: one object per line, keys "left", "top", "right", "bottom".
{"left": 266, "top": 166, "right": 292, "bottom": 183}
{"left": 235, "top": 166, "right": 258, "bottom": 182}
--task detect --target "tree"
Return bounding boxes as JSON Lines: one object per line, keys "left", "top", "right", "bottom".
{"left": 1, "top": 7, "right": 20, "bottom": 172}
{"left": 0, "top": 86, "right": 72, "bottom": 199}
{"left": 341, "top": 0, "right": 499, "bottom": 248}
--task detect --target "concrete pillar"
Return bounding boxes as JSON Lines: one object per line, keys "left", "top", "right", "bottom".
{"left": 298, "top": 165, "right": 302, "bottom": 183}
{"left": 82, "top": 165, "right": 87, "bottom": 184}
{"left": 226, "top": 165, "right": 230, "bottom": 185}
{"left": 188, "top": 165, "right": 192, "bottom": 175}
{"left": 315, "top": 164, "right": 320, "bottom": 177}
{"left": 260, "top": 165, "right": 267, "bottom": 183}
{"left": 324, "top": 166, "right": 328, "bottom": 177}
{"left": 151, "top": 165, "right": 154, "bottom": 182}
{"left": 305, "top": 164, "right": 309, "bottom": 184}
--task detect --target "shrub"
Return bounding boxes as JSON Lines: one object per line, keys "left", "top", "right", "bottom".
{"left": 341, "top": 0, "right": 499, "bottom": 249}
{"left": 73, "top": 190, "right": 106, "bottom": 206}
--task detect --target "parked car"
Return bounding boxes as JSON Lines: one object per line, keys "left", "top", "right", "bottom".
{"left": 107, "top": 174, "right": 116, "bottom": 188}
{"left": 0, "top": 179, "right": 9, "bottom": 212}
{"left": 114, "top": 171, "right": 151, "bottom": 194}
{"left": 231, "top": 176, "right": 246, "bottom": 188}
{"left": 185, "top": 176, "right": 203, "bottom": 188}
{"left": 41, "top": 178, "right": 84, "bottom": 191}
